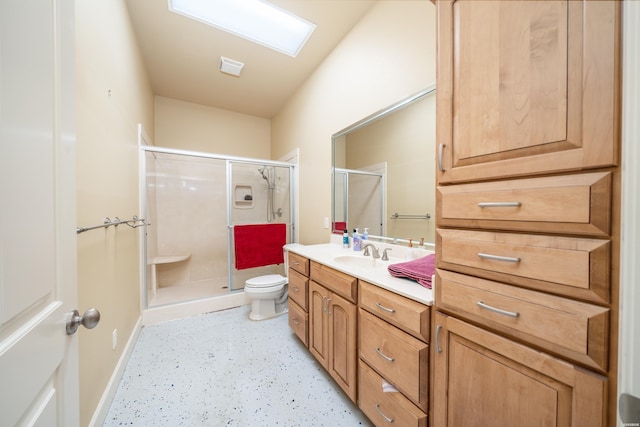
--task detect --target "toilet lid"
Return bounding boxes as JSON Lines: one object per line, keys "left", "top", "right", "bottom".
{"left": 245, "top": 274, "right": 287, "bottom": 288}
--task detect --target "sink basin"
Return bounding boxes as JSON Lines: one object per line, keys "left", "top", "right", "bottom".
{"left": 333, "top": 255, "right": 379, "bottom": 269}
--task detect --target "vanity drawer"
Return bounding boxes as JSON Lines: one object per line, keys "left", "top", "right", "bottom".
{"left": 436, "top": 269, "right": 609, "bottom": 372}
{"left": 288, "top": 268, "right": 308, "bottom": 310}
{"left": 359, "top": 361, "right": 427, "bottom": 427}
{"left": 437, "top": 172, "right": 611, "bottom": 237}
{"left": 436, "top": 228, "right": 610, "bottom": 304}
{"left": 359, "top": 281, "right": 430, "bottom": 343}
{"left": 359, "top": 309, "right": 428, "bottom": 410}
{"left": 288, "top": 300, "right": 308, "bottom": 347}
{"left": 310, "top": 261, "right": 357, "bottom": 303}
{"left": 288, "top": 252, "right": 310, "bottom": 276}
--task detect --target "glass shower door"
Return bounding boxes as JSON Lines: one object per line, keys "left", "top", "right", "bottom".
{"left": 144, "top": 151, "right": 229, "bottom": 307}
{"left": 228, "top": 161, "right": 292, "bottom": 291}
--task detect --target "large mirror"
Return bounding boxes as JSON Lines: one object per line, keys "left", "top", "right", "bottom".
{"left": 332, "top": 86, "right": 436, "bottom": 247}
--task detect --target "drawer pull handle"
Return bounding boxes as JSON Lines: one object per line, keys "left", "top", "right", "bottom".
{"left": 438, "top": 143, "right": 446, "bottom": 172}
{"left": 375, "top": 347, "right": 395, "bottom": 362}
{"left": 477, "top": 301, "right": 520, "bottom": 318}
{"left": 478, "top": 202, "right": 522, "bottom": 208}
{"left": 292, "top": 286, "right": 299, "bottom": 292}
{"left": 375, "top": 302, "right": 396, "bottom": 313}
{"left": 292, "top": 318, "right": 300, "bottom": 325}
{"left": 435, "top": 325, "right": 442, "bottom": 353}
{"left": 292, "top": 261, "right": 300, "bottom": 266}
{"left": 478, "top": 253, "right": 521, "bottom": 263}
{"left": 375, "top": 404, "right": 394, "bottom": 423}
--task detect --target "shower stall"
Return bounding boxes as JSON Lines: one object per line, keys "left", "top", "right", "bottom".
{"left": 141, "top": 146, "right": 294, "bottom": 311}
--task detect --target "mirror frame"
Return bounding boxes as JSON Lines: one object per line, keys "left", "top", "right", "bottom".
{"left": 331, "top": 84, "right": 436, "bottom": 246}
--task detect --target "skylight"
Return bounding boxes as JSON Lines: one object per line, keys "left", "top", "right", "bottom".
{"left": 168, "top": 0, "right": 317, "bottom": 57}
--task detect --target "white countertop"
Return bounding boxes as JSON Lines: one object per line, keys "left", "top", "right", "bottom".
{"left": 285, "top": 242, "right": 434, "bottom": 306}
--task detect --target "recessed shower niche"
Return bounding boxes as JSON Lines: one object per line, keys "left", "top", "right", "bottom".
{"left": 234, "top": 185, "right": 254, "bottom": 209}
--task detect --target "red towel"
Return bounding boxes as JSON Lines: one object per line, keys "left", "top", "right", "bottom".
{"left": 332, "top": 221, "right": 347, "bottom": 234}
{"left": 234, "top": 223, "right": 286, "bottom": 270}
{"left": 387, "top": 254, "right": 435, "bottom": 289}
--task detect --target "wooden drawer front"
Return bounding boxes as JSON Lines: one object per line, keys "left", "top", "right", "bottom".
{"left": 288, "top": 252, "right": 309, "bottom": 276}
{"left": 310, "top": 261, "right": 357, "bottom": 303}
{"left": 359, "top": 281, "right": 430, "bottom": 343}
{"left": 288, "top": 268, "right": 308, "bottom": 310}
{"left": 437, "top": 172, "right": 611, "bottom": 237}
{"left": 359, "top": 309, "right": 428, "bottom": 410}
{"left": 288, "top": 300, "right": 308, "bottom": 347}
{"left": 437, "top": 228, "right": 610, "bottom": 303}
{"left": 359, "top": 361, "right": 427, "bottom": 427}
{"left": 436, "top": 269, "right": 609, "bottom": 372}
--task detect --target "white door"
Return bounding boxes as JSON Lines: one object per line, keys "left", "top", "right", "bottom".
{"left": 619, "top": 2, "right": 640, "bottom": 425}
{"left": 0, "top": 0, "right": 80, "bottom": 426}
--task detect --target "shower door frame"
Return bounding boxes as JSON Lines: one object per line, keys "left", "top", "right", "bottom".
{"left": 226, "top": 158, "right": 296, "bottom": 291}
{"left": 333, "top": 167, "right": 385, "bottom": 236}
{"left": 139, "top": 144, "right": 296, "bottom": 310}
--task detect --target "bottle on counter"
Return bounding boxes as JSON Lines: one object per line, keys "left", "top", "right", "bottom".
{"left": 362, "top": 227, "right": 369, "bottom": 240}
{"left": 352, "top": 228, "right": 362, "bottom": 251}
{"left": 343, "top": 229, "right": 350, "bottom": 248}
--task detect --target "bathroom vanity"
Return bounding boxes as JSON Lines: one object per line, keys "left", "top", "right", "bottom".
{"left": 433, "top": 1, "right": 621, "bottom": 426}
{"left": 286, "top": 242, "right": 433, "bottom": 427}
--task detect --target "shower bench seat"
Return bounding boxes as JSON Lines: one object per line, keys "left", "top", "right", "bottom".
{"left": 148, "top": 254, "right": 191, "bottom": 296}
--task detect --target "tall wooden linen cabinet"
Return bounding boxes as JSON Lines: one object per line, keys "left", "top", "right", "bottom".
{"left": 433, "top": 1, "right": 621, "bottom": 426}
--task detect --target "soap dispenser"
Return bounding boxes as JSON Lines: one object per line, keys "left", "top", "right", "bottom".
{"left": 362, "top": 227, "right": 369, "bottom": 240}
{"left": 352, "top": 228, "right": 361, "bottom": 251}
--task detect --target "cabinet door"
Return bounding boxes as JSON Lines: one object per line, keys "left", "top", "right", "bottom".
{"left": 308, "top": 281, "right": 328, "bottom": 368}
{"left": 327, "top": 291, "right": 357, "bottom": 403}
{"left": 432, "top": 312, "right": 607, "bottom": 427}
{"left": 436, "top": 0, "right": 619, "bottom": 184}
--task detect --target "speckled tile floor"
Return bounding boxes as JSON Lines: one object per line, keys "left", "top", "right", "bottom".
{"left": 103, "top": 305, "right": 373, "bottom": 426}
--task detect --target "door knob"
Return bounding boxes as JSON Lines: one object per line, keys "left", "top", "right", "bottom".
{"left": 65, "top": 308, "right": 101, "bottom": 335}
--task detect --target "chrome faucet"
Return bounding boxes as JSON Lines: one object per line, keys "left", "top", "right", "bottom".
{"left": 362, "top": 243, "right": 380, "bottom": 259}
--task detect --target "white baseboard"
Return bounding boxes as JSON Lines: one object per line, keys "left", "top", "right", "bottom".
{"left": 88, "top": 315, "right": 143, "bottom": 427}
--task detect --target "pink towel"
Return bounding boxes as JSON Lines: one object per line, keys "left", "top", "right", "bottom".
{"left": 387, "top": 254, "right": 435, "bottom": 289}
{"left": 234, "top": 224, "right": 286, "bottom": 270}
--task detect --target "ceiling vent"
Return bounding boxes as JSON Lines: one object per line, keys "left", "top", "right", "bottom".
{"left": 219, "top": 56, "right": 244, "bottom": 77}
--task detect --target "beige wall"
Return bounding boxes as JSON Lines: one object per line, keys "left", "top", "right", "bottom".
{"left": 154, "top": 96, "right": 271, "bottom": 158}
{"left": 75, "top": 0, "right": 154, "bottom": 425}
{"left": 271, "top": 0, "right": 436, "bottom": 244}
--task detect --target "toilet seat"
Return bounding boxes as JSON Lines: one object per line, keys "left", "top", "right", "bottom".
{"left": 245, "top": 274, "right": 287, "bottom": 290}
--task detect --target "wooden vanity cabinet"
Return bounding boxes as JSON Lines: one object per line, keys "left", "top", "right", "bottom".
{"left": 358, "top": 281, "right": 430, "bottom": 426}
{"left": 436, "top": 0, "right": 619, "bottom": 184}
{"left": 433, "top": 312, "right": 607, "bottom": 427}
{"left": 308, "top": 262, "right": 358, "bottom": 403}
{"left": 434, "top": 0, "right": 620, "bottom": 425}
{"left": 287, "top": 252, "right": 309, "bottom": 346}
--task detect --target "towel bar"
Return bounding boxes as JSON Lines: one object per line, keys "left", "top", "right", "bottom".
{"left": 76, "top": 216, "right": 148, "bottom": 234}
{"left": 390, "top": 213, "right": 431, "bottom": 219}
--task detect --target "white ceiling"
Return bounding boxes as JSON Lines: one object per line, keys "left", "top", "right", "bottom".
{"left": 125, "top": 0, "right": 376, "bottom": 118}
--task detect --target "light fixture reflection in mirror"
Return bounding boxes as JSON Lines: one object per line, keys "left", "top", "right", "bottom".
{"left": 332, "top": 86, "right": 436, "bottom": 248}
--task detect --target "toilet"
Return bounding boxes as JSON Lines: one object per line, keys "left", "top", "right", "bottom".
{"left": 244, "top": 274, "right": 288, "bottom": 320}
